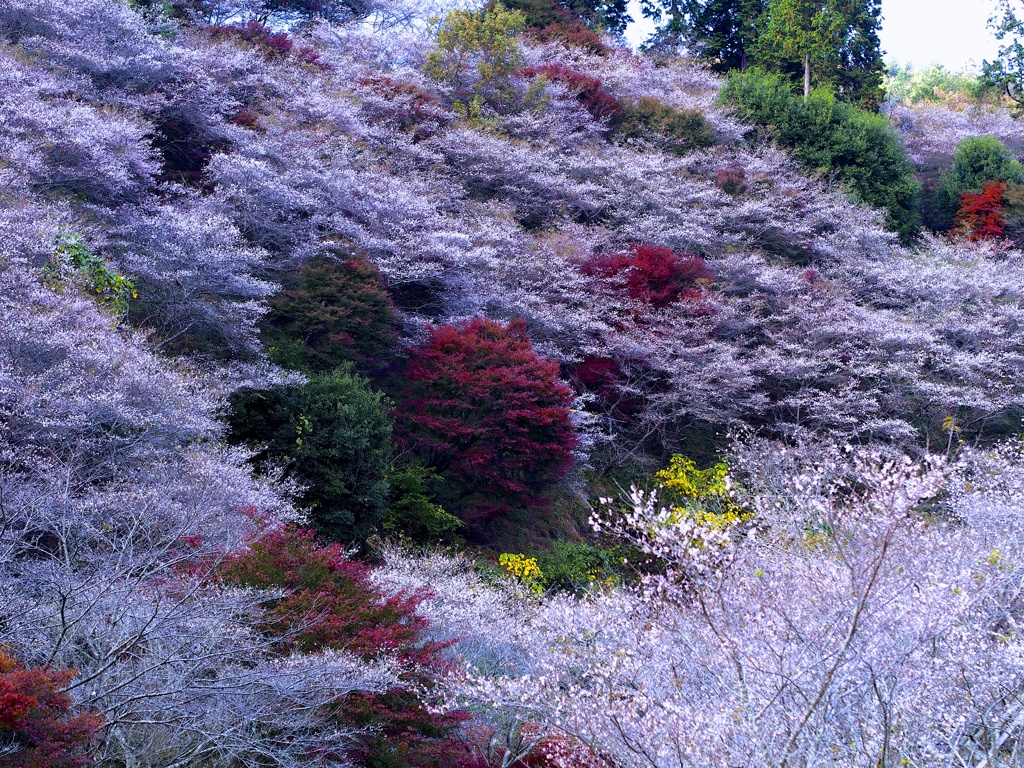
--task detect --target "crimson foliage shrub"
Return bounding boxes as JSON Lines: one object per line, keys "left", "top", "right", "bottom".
{"left": 209, "top": 21, "right": 323, "bottom": 64}
{"left": 956, "top": 181, "right": 1007, "bottom": 241}
{"left": 567, "top": 354, "right": 643, "bottom": 417}
{"left": 357, "top": 76, "right": 446, "bottom": 139}
{"left": 394, "top": 318, "right": 577, "bottom": 524}
{"left": 497, "top": 0, "right": 612, "bottom": 53}
{"left": 519, "top": 64, "right": 623, "bottom": 121}
{"left": 583, "top": 244, "right": 713, "bottom": 308}
{"left": 0, "top": 652, "right": 100, "bottom": 768}
{"left": 715, "top": 164, "right": 748, "bottom": 195}
{"left": 220, "top": 526, "right": 479, "bottom": 768}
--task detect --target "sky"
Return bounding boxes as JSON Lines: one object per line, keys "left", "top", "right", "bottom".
{"left": 623, "top": 0, "right": 1003, "bottom": 72}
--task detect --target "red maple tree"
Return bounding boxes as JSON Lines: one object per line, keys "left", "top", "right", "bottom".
{"left": 0, "top": 652, "right": 100, "bottom": 768}
{"left": 956, "top": 181, "right": 1007, "bottom": 241}
{"left": 220, "top": 526, "right": 481, "bottom": 768}
{"left": 583, "top": 244, "right": 713, "bottom": 309}
{"left": 394, "top": 318, "right": 577, "bottom": 522}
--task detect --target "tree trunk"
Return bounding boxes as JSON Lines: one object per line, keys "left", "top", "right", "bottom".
{"left": 803, "top": 52, "right": 811, "bottom": 101}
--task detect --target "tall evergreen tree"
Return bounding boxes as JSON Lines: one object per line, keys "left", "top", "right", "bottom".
{"left": 832, "top": 0, "right": 885, "bottom": 108}
{"left": 640, "top": 0, "right": 883, "bottom": 106}
{"left": 681, "top": 0, "right": 766, "bottom": 71}
{"left": 749, "top": 0, "right": 883, "bottom": 105}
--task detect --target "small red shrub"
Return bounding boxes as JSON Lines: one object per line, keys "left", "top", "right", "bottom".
{"left": 236, "top": 20, "right": 294, "bottom": 56}
{"left": 583, "top": 244, "right": 714, "bottom": 309}
{"left": 394, "top": 318, "right": 577, "bottom": 524}
{"left": 208, "top": 21, "right": 327, "bottom": 64}
{"left": 294, "top": 44, "right": 323, "bottom": 67}
{"left": 230, "top": 106, "right": 261, "bottom": 129}
{"left": 357, "top": 75, "right": 444, "bottom": 137}
{"left": 532, "top": 21, "right": 611, "bottom": 53}
{"left": 519, "top": 64, "right": 623, "bottom": 122}
{"left": 0, "top": 652, "right": 100, "bottom": 768}
{"left": 956, "top": 180, "right": 1007, "bottom": 241}
{"left": 220, "top": 526, "right": 477, "bottom": 768}
{"left": 715, "top": 164, "right": 747, "bottom": 195}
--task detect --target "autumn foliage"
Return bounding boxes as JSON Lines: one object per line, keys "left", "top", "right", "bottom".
{"left": 583, "top": 244, "right": 713, "bottom": 308}
{"left": 220, "top": 526, "right": 478, "bottom": 767}
{"left": 0, "top": 652, "right": 100, "bottom": 768}
{"left": 956, "top": 180, "right": 1007, "bottom": 241}
{"left": 394, "top": 318, "right": 577, "bottom": 523}
{"left": 208, "top": 21, "right": 323, "bottom": 64}
{"left": 519, "top": 64, "right": 623, "bottom": 121}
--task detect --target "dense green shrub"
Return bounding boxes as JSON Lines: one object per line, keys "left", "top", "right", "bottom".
{"left": 263, "top": 253, "right": 399, "bottom": 375}
{"left": 933, "top": 136, "right": 1024, "bottom": 230}
{"left": 382, "top": 463, "right": 463, "bottom": 544}
{"left": 721, "top": 69, "right": 921, "bottom": 241}
{"left": 228, "top": 367, "right": 393, "bottom": 543}
{"left": 614, "top": 97, "right": 715, "bottom": 155}
{"left": 536, "top": 540, "right": 619, "bottom": 593}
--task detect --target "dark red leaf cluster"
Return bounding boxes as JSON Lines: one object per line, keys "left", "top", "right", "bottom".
{"left": 230, "top": 106, "right": 261, "bottom": 129}
{"left": 566, "top": 354, "right": 643, "bottom": 417}
{"left": 208, "top": 21, "right": 323, "bottom": 64}
{"left": 532, "top": 21, "right": 610, "bottom": 53}
{"left": 519, "top": 733, "right": 610, "bottom": 768}
{"left": 956, "top": 181, "right": 1007, "bottom": 241}
{"left": 583, "top": 244, "right": 714, "bottom": 309}
{"left": 0, "top": 652, "right": 101, "bottom": 768}
{"left": 715, "top": 165, "right": 747, "bottom": 195}
{"left": 519, "top": 64, "right": 623, "bottom": 122}
{"left": 220, "top": 526, "right": 479, "bottom": 768}
{"left": 394, "top": 318, "right": 577, "bottom": 523}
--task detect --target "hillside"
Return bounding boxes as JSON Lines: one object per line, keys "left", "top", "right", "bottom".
{"left": 4, "top": 0, "right": 1024, "bottom": 766}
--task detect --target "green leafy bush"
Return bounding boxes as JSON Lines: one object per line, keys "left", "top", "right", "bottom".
{"left": 46, "top": 234, "right": 136, "bottom": 317}
{"left": 536, "top": 540, "right": 619, "bottom": 593}
{"left": 614, "top": 97, "right": 715, "bottom": 155}
{"left": 933, "top": 136, "right": 1024, "bottom": 230}
{"left": 721, "top": 69, "right": 921, "bottom": 241}
{"left": 382, "top": 463, "right": 463, "bottom": 544}
{"left": 263, "top": 252, "right": 399, "bottom": 375}
{"left": 228, "top": 367, "right": 393, "bottom": 543}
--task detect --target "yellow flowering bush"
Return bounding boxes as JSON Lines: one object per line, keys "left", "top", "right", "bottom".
{"left": 498, "top": 552, "right": 544, "bottom": 594}
{"left": 654, "top": 455, "right": 749, "bottom": 528}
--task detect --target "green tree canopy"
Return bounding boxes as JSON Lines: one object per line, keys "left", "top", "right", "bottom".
{"left": 228, "top": 368, "right": 394, "bottom": 544}
{"left": 984, "top": 0, "right": 1024, "bottom": 110}
{"left": 641, "top": 0, "right": 883, "bottom": 106}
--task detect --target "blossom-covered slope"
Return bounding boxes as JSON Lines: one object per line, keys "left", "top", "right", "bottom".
{"left": 5, "top": 0, "right": 1024, "bottom": 765}
{"left": 4, "top": 0, "right": 1024, "bottom": 464}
